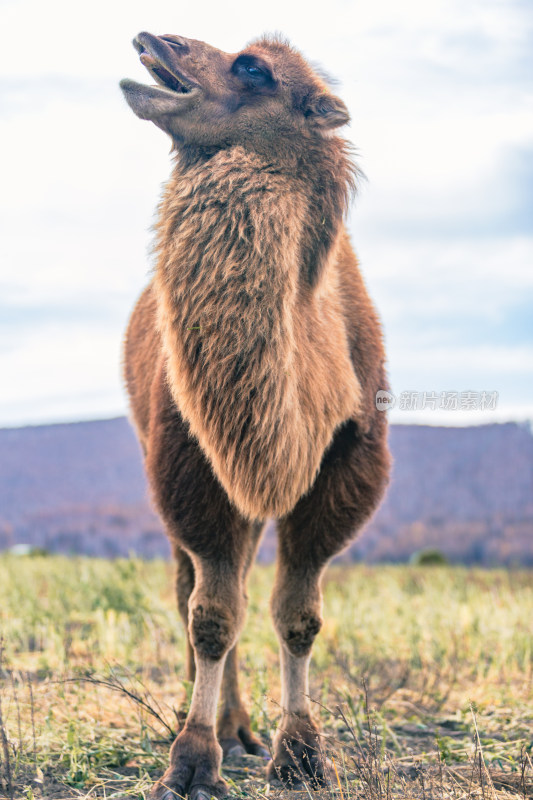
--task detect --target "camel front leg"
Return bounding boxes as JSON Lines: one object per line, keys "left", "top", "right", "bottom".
{"left": 268, "top": 560, "right": 330, "bottom": 788}
{"left": 174, "top": 526, "right": 268, "bottom": 760}
{"left": 150, "top": 556, "right": 246, "bottom": 800}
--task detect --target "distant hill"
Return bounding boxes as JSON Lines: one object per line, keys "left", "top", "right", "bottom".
{"left": 1, "top": 418, "right": 532, "bottom": 565}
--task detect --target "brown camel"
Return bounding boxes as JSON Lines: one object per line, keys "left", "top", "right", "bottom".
{"left": 120, "top": 31, "right": 390, "bottom": 800}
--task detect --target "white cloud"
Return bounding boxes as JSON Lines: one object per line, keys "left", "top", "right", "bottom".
{"left": 0, "top": 319, "right": 127, "bottom": 426}
{"left": 357, "top": 236, "right": 533, "bottom": 322}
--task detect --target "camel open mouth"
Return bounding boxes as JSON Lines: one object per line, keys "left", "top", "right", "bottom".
{"left": 120, "top": 32, "right": 200, "bottom": 124}
{"left": 134, "top": 35, "right": 194, "bottom": 94}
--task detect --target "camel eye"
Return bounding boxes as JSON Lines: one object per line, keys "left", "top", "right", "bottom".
{"left": 246, "top": 65, "right": 264, "bottom": 77}
{"left": 233, "top": 56, "right": 274, "bottom": 88}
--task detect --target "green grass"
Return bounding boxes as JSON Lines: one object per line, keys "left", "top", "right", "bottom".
{"left": 0, "top": 556, "right": 532, "bottom": 799}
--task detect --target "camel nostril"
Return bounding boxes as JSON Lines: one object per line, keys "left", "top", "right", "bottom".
{"left": 161, "top": 34, "right": 189, "bottom": 51}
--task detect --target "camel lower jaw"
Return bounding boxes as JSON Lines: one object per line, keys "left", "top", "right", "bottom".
{"left": 120, "top": 79, "right": 199, "bottom": 120}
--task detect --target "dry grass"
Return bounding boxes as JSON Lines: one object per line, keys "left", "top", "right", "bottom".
{"left": 0, "top": 556, "right": 531, "bottom": 799}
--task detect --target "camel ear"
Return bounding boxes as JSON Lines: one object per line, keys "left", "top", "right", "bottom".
{"left": 306, "top": 92, "right": 350, "bottom": 129}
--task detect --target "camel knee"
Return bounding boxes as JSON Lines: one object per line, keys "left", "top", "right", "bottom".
{"left": 272, "top": 593, "right": 322, "bottom": 657}
{"left": 280, "top": 611, "right": 322, "bottom": 656}
{"left": 271, "top": 568, "right": 323, "bottom": 656}
{"left": 189, "top": 600, "right": 242, "bottom": 661}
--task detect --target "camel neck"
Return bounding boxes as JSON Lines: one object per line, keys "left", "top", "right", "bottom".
{"left": 155, "top": 147, "right": 303, "bottom": 379}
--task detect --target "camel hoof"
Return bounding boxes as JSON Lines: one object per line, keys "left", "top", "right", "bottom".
{"left": 220, "top": 732, "right": 270, "bottom": 760}
{"left": 266, "top": 759, "right": 303, "bottom": 789}
{"left": 225, "top": 742, "right": 247, "bottom": 758}
{"left": 191, "top": 787, "right": 223, "bottom": 800}
{"left": 220, "top": 736, "right": 247, "bottom": 760}
{"left": 267, "top": 753, "right": 333, "bottom": 789}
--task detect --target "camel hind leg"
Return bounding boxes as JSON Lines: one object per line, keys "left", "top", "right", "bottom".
{"left": 216, "top": 521, "right": 269, "bottom": 760}
{"left": 174, "top": 544, "right": 196, "bottom": 683}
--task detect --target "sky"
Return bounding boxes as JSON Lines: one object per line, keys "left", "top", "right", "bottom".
{"left": 0, "top": 0, "right": 532, "bottom": 428}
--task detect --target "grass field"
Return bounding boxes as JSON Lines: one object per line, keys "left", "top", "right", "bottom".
{"left": 0, "top": 556, "right": 532, "bottom": 799}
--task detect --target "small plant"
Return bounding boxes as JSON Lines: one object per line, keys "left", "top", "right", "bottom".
{"left": 410, "top": 548, "right": 450, "bottom": 566}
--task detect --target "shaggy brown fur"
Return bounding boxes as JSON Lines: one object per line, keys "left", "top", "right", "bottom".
{"left": 121, "top": 31, "right": 390, "bottom": 800}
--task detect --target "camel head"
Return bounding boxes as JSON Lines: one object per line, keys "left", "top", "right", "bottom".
{"left": 120, "top": 33, "right": 350, "bottom": 152}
